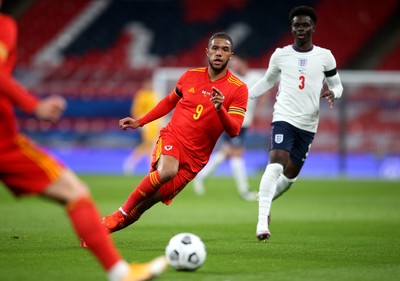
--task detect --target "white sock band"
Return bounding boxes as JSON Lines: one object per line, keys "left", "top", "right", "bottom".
{"left": 108, "top": 260, "right": 129, "bottom": 281}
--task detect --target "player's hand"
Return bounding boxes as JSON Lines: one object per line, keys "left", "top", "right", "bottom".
{"left": 210, "top": 86, "right": 225, "bottom": 111}
{"left": 119, "top": 117, "right": 140, "bottom": 130}
{"left": 35, "top": 95, "right": 66, "bottom": 122}
{"left": 321, "top": 90, "right": 335, "bottom": 109}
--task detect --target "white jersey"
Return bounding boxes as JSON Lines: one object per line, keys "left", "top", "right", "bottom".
{"left": 235, "top": 71, "right": 263, "bottom": 128}
{"left": 249, "top": 45, "right": 342, "bottom": 133}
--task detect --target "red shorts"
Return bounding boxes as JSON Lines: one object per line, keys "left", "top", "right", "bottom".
{"left": 0, "top": 134, "right": 64, "bottom": 196}
{"left": 150, "top": 129, "right": 201, "bottom": 204}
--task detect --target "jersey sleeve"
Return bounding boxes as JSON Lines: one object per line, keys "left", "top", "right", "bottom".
{"left": 323, "top": 50, "right": 337, "bottom": 73}
{"left": 322, "top": 50, "right": 343, "bottom": 99}
{"left": 0, "top": 16, "right": 18, "bottom": 75}
{"left": 175, "top": 71, "right": 187, "bottom": 97}
{"left": 249, "top": 48, "right": 281, "bottom": 99}
{"left": 138, "top": 71, "right": 188, "bottom": 126}
{"left": 219, "top": 83, "right": 248, "bottom": 137}
{"left": 138, "top": 88, "right": 180, "bottom": 126}
{"left": 0, "top": 72, "right": 39, "bottom": 114}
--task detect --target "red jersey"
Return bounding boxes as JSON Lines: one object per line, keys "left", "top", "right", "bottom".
{"left": 0, "top": 14, "right": 39, "bottom": 147}
{"left": 141, "top": 67, "right": 248, "bottom": 168}
{"left": 0, "top": 14, "right": 17, "bottom": 74}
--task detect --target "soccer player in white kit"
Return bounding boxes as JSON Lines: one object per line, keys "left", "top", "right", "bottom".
{"left": 249, "top": 6, "right": 344, "bottom": 241}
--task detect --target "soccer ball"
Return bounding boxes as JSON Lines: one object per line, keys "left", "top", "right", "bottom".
{"left": 165, "top": 232, "right": 207, "bottom": 271}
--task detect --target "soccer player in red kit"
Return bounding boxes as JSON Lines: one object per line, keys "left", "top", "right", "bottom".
{"left": 0, "top": 7, "right": 166, "bottom": 281}
{"left": 100, "top": 32, "right": 248, "bottom": 234}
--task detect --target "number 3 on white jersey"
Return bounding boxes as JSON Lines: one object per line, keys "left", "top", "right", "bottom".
{"left": 298, "top": 75, "right": 305, "bottom": 90}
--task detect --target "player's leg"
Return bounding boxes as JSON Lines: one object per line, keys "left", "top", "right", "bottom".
{"left": 103, "top": 191, "right": 163, "bottom": 234}
{"left": 2, "top": 136, "right": 166, "bottom": 281}
{"left": 122, "top": 149, "right": 137, "bottom": 175}
{"left": 256, "top": 122, "right": 293, "bottom": 241}
{"left": 43, "top": 171, "right": 124, "bottom": 276}
{"left": 229, "top": 143, "right": 257, "bottom": 200}
{"left": 193, "top": 144, "right": 228, "bottom": 195}
{"left": 117, "top": 134, "right": 180, "bottom": 219}
{"left": 43, "top": 169, "right": 167, "bottom": 281}
{"left": 104, "top": 166, "right": 193, "bottom": 234}
{"left": 104, "top": 154, "right": 179, "bottom": 232}
{"left": 273, "top": 161, "right": 299, "bottom": 201}
{"left": 273, "top": 127, "right": 314, "bottom": 201}
{"left": 105, "top": 134, "right": 182, "bottom": 232}
{"left": 256, "top": 154, "right": 285, "bottom": 241}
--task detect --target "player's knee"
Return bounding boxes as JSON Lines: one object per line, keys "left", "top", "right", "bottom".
{"left": 158, "top": 167, "right": 178, "bottom": 182}
{"left": 44, "top": 169, "right": 89, "bottom": 204}
{"left": 269, "top": 149, "right": 289, "bottom": 166}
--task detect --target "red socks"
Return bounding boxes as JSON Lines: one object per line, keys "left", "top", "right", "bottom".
{"left": 67, "top": 196, "right": 120, "bottom": 270}
{"left": 121, "top": 170, "right": 163, "bottom": 214}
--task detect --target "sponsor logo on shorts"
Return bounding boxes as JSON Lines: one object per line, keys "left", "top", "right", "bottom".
{"left": 275, "top": 134, "right": 283, "bottom": 144}
{"left": 164, "top": 145, "right": 173, "bottom": 151}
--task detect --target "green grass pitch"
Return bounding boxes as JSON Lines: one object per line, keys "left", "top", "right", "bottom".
{"left": 1, "top": 175, "right": 399, "bottom": 281}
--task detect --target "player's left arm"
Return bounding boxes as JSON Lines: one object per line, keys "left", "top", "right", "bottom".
{"left": 321, "top": 51, "right": 344, "bottom": 108}
{"left": 212, "top": 86, "right": 247, "bottom": 138}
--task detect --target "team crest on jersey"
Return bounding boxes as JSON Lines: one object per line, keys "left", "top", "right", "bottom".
{"left": 298, "top": 58, "right": 307, "bottom": 67}
{"left": 164, "top": 145, "right": 173, "bottom": 151}
{"left": 274, "top": 134, "right": 284, "bottom": 144}
{"left": 298, "top": 58, "right": 307, "bottom": 72}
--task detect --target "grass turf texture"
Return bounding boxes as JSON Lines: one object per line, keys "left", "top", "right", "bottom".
{"left": 1, "top": 175, "right": 399, "bottom": 281}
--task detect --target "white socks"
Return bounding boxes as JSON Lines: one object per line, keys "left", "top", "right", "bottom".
{"left": 108, "top": 260, "right": 129, "bottom": 281}
{"left": 257, "top": 163, "right": 283, "bottom": 231}
{"left": 230, "top": 156, "right": 249, "bottom": 195}
{"left": 273, "top": 174, "right": 297, "bottom": 200}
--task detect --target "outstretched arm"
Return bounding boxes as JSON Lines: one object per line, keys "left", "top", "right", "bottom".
{"left": 249, "top": 51, "right": 280, "bottom": 99}
{"left": 139, "top": 89, "right": 181, "bottom": 126}
{"left": 120, "top": 89, "right": 181, "bottom": 130}
{"left": 249, "top": 68, "right": 278, "bottom": 99}
{"left": 0, "top": 72, "right": 66, "bottom": 121}
{"left": 0, "top": 72, "right": 39, "bottom": 114}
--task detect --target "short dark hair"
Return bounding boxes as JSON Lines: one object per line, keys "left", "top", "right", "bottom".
{"left": 208, "top": 32, "right": 233, "bottom": 49}
{"left": 289, "top": 6, "right": 317, "bottom": 24}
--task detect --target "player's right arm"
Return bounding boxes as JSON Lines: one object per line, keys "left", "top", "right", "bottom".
{"left": 0, "top": 15, "right": 16, "bottom": 65}
{"left": 249, "top": 49, "right": 281, "bottom": 99}
{"left": 0, "top": 15, "right": 65, "bottom": 122}
{"left": 0, "top": 72, "right": 66, "bottom": 121}
{"left": 137, "top": 89, "right": 181, "bottom": 127}
{"left": 0, "top": 71, "right": 39, "bottom": 113}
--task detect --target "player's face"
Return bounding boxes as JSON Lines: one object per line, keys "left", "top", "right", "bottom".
{"left": 291, "top": 15, "right": 315, "bottom": 47}
{"left": 206, "top": 38, "right": 233, "bottom": 71}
